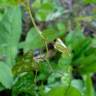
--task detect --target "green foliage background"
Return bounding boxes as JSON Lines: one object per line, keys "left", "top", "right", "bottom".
{"left": 0, "top": 0, "right": 96, "bottom": 96}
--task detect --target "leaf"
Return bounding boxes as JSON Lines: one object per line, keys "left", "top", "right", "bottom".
{"left": 0, "top": 61, "right": 13, "bottom": 89}
{"left": 43, "top": 28, "right": 64, "bottom": 42}
{"left": 32, "top": 0, "right": 41, "bottom": 9}
{"left": 65, "top": 27, "right": 85, "bottom": 48}
{"left": 0, "top": 7, "right": 22, "bottom": 46}
{"left": 37, "top": 62, "right": 51, "bottom": 81}
{"left": 56, "top": 22, "right": 65, "bottom": 32}
{"left": 84, "top": 0, "right": 96, "bottom": 4}
{"left": 0, "top": 0, "right": 18, "bottom": 7}
{"left": 80, "top": 62, "right": 96, "bottom": 74}
{"left": 34, "top": 2, "right": 55, "bottom": 21}
{"left": 71, "top": 79, "right": 84, "bottom": 93}
{"left": 47, "top": 85, "right": 81, "bottom": 96}
{"left": 79, "top": 53, "right": 96, "bottom": 74}
{"left": 65, "top": 26, "right": 92, "bottom": 62}
{"left": 47, "top": 85, "right": 66, "bottom": 96}
{"left": 83, "top": 75, "right": 95, "bottom": 96}
{"left": 58, "top": 53, "right": 72, "bottom": 72}
{"left": 57, "top": 54, "right": 72, "bottom": 86}
{"left": 20, "top": 27, "right": 64, "bottom": 53}
{"left": 0, "top": 6, "right": 22, "bottom": 67}
{"left": 12, "top": 73, "right": 35, "bottom": 96}
{"left": 65, "top": 86, "right": 81, "bottom": 96}
{"left": 12, "top": 56, "right": 37, "bottom": 76}
{"left": 20, "top": 28, "right": 44, "bottom": 53}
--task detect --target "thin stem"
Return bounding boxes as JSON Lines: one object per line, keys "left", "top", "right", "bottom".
{"left": 26, "top": 1, "right": 45, "bottom": 39}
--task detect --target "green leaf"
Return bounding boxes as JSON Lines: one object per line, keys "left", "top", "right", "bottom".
{"left": 0, "top": 61, "right": 13, "bottom": 89}
{"left": 65, "top": 27, "right": 85, "bottom": 48}
{"left": 0, "top": 6, "right": 22, "bottom": 67}
{"left": 43, "top": 28, "right": 64, "bottom": 42}
{"left": 80, "top": 63, "right": 96, "bottom": 74}
{"left": 58, "top": 54, "right": 72, "bottom": 72}
{"left": 71, "top": 79, "right": 84, "bottom": 93}
{"left": 65, "top": 86, "right": 81, "bottom": 96}
{"left": 83, "top": 75, "right": 95, "bottom": 96}
{"left": 21, "top": 27, "right": 64, "bottom": 53}
{"left": 32, "top": 0, "right": 41, "bottom": 9}
{"left": 47, "top": 85, "right": 81, "bottom": 96}
{"left": 56, "top": 22, "right": 65, "bottom": 32}
{"left": 47, "top": 85, "right": 65, "bottom": 96}
{"left": 65, "top": 27, "right": 91, "bottom": 53}
{"left": 57, "top": 54, "right": 72, "bottom": 87}
{"left": 34, "top": 2, "right": 55, "bottom": 21}
{"left": 0, "top": 7, "right": 22, "bottom": 46}
{"left": 21, "top": 28, "right": 44, "bottom": 53}
{"left": 84, "top": 0, "right": 96, "bottom": 4}
{"left": 79, "top": 53, "right": 96, "bottom": 74}
{"left": 12, "top": 73, "right": 35, "bottom": 96}
{"left": 0, "top": 0, "right": 17, "bottom": 7}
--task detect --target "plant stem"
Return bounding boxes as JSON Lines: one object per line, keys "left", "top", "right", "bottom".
{"left": 26, "top": 3, "right": 45, "bottom": 39}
